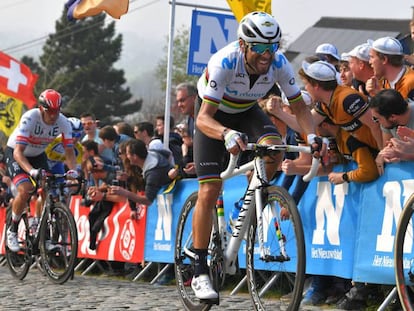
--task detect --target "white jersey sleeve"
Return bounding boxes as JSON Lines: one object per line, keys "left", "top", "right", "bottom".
{"left": 7, "top": 109, "right": 74, "bottom": 157}
{"left": 197, "top": 41, "right": 302, "bottom": 114}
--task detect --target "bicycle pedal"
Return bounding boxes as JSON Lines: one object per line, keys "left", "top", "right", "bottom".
{"left": 200, "top": 298, "right": 219, "bottom": 305}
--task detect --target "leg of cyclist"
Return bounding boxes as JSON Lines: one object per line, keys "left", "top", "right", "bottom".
{"left": 191, "top": 181, "right": 222, "bottom": 300}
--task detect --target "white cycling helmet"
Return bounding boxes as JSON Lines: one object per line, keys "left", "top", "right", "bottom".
{"left": 68, "top": 117, "right": 83, "bottom": 132}
{"left": 237, "top": 11, "right": 281, "bottom": 44}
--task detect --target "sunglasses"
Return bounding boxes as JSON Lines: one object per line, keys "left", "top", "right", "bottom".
{"left": 372, "top": 116, "right": 379, "bottom": 123}
{"left": 248, "top": 43, "right": 279, "bottom": 54}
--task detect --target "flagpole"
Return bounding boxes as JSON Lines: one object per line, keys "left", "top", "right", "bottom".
{"left": 163, "top": 0, "right": 177, "bottom": 149}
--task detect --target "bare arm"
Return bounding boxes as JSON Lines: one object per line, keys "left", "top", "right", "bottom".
{"left": 289, "top": 100, "right": 316, "bottom": 136}
{"left": 64, "top": 146, "right": 78, "bottom": 170}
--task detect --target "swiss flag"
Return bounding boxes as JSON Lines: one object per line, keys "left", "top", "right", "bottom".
{"left": 0, "top": 51, "right": 38, "bottom": 109}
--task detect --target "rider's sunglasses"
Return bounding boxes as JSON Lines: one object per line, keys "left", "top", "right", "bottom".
{"left": 248, "top": 43, "right": 279, "bottom": 54}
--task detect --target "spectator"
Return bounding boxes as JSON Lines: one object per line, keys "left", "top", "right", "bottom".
{"left": 342, "top": 42, "right": 373, "bottom": 95}
{"left": 134, "top": 121, "right": 164, "bottom": 150}
{"left": 175, "top": 82, "right": 197, "bottom": 138}
{"left": 338, "top": 55, "right": 353, "bottom": 87}
{"left": 99, "top": 125, "right": 132, "bottom": 167}
{"left": 114, "top": 121, "right": 135, "bottom": 138}
{"left": 154, "top": 115, "right": 183, "bottom": 166}
{"left": 299, "top": 60, "right": 383, "bottom": 150}
{"left": 367, "top": 36, "right": 414, "bottom": 100}
{"left": 369, "top": 89, "right": 414, "bottom": 167}
{"left": 80, "top": 112, "right": 104, "bottom": 150}
{"left": 108, "top": 138, "right": 173, "bottom": 206}
{"left": 315, "top": 43, "right": 340, "bottom": 70}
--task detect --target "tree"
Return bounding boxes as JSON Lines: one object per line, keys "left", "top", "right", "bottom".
{"left": 155, "top": 26, "right": 199, "bottom": 93}
{"left": 21, "top": 7, "right": 139, "bottom": 124}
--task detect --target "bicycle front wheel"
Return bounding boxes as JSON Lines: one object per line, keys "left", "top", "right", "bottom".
{"left": 39, "top": 202, "right": 78, "bottom": 284}
{"left": 246, "top": 186, "right": 305, "bottom": 311}
{"left": 5, "top": 208, "right": 31, "bottom": 280}
{"left": 174, "top": 191, "right": 213, "bottom": 311}
{"left": 395, "top": 193, "right": 414, "bottom": 311}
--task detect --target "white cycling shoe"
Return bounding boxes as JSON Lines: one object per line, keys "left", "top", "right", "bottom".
{"left": 7, "top": 228, "right": 20, "bottom": 252}
{"left": 191, "top": 274, "right": 218, "bottom": 300}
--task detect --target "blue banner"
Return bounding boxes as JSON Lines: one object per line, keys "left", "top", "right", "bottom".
{"left": 143, "top": 162, "right": 414, "bottom": 285}
{"left": 187, "top": 10, "right": 238, "bottom": 76}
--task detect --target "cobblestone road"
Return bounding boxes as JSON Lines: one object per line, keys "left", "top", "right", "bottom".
{"left": 0, "top": 259, "right": 388, "bottom": 311}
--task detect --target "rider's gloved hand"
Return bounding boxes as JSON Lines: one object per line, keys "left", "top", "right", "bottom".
{"left": 66, "top": 169, "right": 79, "bottom": 179}
{"left": 223, "top": 129, "right": 247, "bottom": 152}
{"left": 307, "top": 134, "right": 326, "bottom": 158}
{"left": 29, "top": 168, "right": 41, "bottom": 179}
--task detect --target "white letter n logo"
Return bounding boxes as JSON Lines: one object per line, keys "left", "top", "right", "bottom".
{"left": 312, "top": 181, "right": 347, "bottom": 246}
{"left": 155, "top": 193, "right": 173, "bottom": 241}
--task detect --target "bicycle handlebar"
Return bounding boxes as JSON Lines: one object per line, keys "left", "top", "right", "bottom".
{"left": 220, "top": 143, "right": 320, "bottom": 182}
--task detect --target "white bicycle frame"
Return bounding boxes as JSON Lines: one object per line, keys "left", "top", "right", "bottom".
{"left": 216, "top": 143, "right": 319, "bottom": 275}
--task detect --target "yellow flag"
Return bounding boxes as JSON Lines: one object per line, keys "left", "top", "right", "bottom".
{"left": 0, "top": 94, "right": 24, "bottom": 138}
{"left": 226, "top": 0, "right": 272, "bottom": 22}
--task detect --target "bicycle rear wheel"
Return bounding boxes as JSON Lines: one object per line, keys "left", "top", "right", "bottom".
{"left": 39, "top": 202, "right": 78, "bottom": 284}
{"left": 246, "top": 186, "right": 305, "bottom": 311}
{"left": 174, "top": 191, "right": 213, "bottom": 311}
{"left": 5, "top": 208, "right": 31, "bottom": 280}
{"left": 395, "top": 193, "right": 414, "bottom": 311}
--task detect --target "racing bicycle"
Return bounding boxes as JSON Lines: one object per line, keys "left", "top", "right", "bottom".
{"left": 394, "top": 193, "right": 414, "bottom": 310}
{"left": 5, "top": 171, "right": 83, "bottom": 284}
{"left": 174, "top": 143, "right": 319, "bottom": 310}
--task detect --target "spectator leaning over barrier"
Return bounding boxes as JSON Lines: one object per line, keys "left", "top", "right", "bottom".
{"left": 299, "top": 60, "right": 383, "bottom": 150}
{"left": 369, "top": 89, "right": 414, "bottom": 168}
{"left": 366, "top": 36, "right": 414, "bottom": 100}
{"left": 134, "top": 121, "right": 164, "bottom": 150}
{"left": 109, "top": 138, "right": 173, "bottom": 208}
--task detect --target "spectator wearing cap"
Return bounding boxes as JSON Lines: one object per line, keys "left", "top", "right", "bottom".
{"left": 342, "top": 42, "right": 373, "bottom": 96}
{"left": 299, "top": 60, "right": 382, "bottom": 150}
{"left": 366, "top": 36, "right": 414, "bottom": 100}
{"left": 338, "top": 54, "right": 353, "bottom": 87}
{"left": 315, "top": 43, "right": 340, "bottom": 68}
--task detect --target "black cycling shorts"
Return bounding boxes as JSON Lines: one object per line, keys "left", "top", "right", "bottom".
{"left": 194, "top": 103, "right": 281, "bottom": 183}
{"left": 5, "top": 146, "right": 48, "bottom": 187}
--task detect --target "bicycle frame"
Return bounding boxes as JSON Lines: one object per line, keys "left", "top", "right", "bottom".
{"left": 217, "top": 144, "right": 318, "bottom": 275}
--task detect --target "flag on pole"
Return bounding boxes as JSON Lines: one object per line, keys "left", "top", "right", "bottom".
{"left": 0, "top": 51, "right": 38, "bottom": 109}
{"left": 66, "top": 0, "right": 129, "bottom": 21}
{"left": 0, "top": 52, "right": 38, "bottom": 138}
{"left": 226, "top": 0, "right": 272, "bottom": 22}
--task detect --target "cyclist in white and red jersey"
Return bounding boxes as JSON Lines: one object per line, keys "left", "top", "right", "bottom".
{"left": 190, "top": 11, "right": 322, "bottom": 301}
{"left": 5, "top": 89, "right": 79, "bottom": 252}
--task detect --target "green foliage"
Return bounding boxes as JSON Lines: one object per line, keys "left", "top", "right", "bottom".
{"left": 20, "top": 8, "right": 139, "bottom": 124}
{"left": 155, "top": 26, "right": 199, "bottom": 93}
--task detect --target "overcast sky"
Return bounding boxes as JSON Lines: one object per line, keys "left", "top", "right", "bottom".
{"left": 0, "top": 0, "right": 412, "bottom": 95}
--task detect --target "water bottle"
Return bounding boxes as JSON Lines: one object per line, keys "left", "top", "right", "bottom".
{"left": 227, "top": 198, "right": 243, "bottom": 233}
{"left": 216, "top": 194, "right": 227, "bottom": 248}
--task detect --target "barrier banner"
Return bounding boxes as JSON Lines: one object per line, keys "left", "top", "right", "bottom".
{"left": 70, "top": 195, "right": 146, "bottom": 263}
{"left": 144, "top": 176, "right": 247, "bottom": 263}
{"left": 353, "top": 162, "right": 414, "bottom": 284}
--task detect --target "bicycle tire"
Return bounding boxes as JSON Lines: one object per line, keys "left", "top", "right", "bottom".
{"left": 4, "top": 208, "right": 31, "bottom": 280}
{"left": 39, "top": 202, "right": 78, "bottom": 284}
{"left": 246, "top": 186, "right": 305, "bottom": 311}
{"left": 395, "top": 193, "right": 414, "bottom": 311}
{"left": 174, "top": 191, "right": 213, "bottom": 311}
